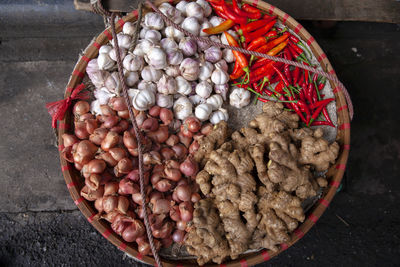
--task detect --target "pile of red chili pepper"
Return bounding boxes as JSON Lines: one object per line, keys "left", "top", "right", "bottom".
{"left": 204, "top": 0, "right": 335, "bottom": 127}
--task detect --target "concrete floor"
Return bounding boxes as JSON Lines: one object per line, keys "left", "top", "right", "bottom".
{"left": 1, "top": 1, "right": 400, "bottom": 266}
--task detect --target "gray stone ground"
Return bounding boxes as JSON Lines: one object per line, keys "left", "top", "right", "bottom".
{"left": 1, "top": 1, "right": 400, "bottom": 266}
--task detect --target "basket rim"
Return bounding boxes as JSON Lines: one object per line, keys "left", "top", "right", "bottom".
{"left": 57, "top": 0, "right": 351, "bottom": 266}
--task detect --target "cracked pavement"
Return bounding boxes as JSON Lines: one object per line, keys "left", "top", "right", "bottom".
{"left": 0, "top": 1, "right": 399, "bottom": 266}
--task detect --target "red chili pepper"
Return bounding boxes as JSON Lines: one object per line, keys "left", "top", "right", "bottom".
{"left": 298, "top": 71, "right": 305, "bottom": 85}
{"left": 309, "top": 101, "right": 331, "bottom": 124}
{"left": 239, "top": 19, "right": 272, "bottom": 36}
{"left": 232, "top": 0, "right": 261, "bottom": 19}
{"left": 213, "top": 8, "right": 229, "bottom": 20}
{"left": 203, "top": 19, "right": 235, "bottom": 34}
{"left": 283, "top": 48, "right": 293, "bottom": 84}
{"left": 274, "top": 81, "right": 285, "bottom": 94}
{"left": 292, "top": 67, "right": 300, "bottom": 85}
{"left": 267, "top": 40, "right": 289, "bottom": 56}
{"left": 250, "top": 58, "right": 270, "bottom": 70}
{"left": 225, "top": 31, "right": 250, "bottom": 82}
{"left": 288, "top": 97, "right": 306, "bottom": 123}
{"left": 299, "top": 87, "right": 306, "bottom": 101}
{"left": 310, "top": 121, "right": 335, "bottom": 127}
{"left": 272, "top": 65, "right": 290, "bottom": 88}
{"left": 230, "top": 60, "right": 245, "bottom": 80}
{"left": 322, "top": 107, "right": 333, "bottom": 125}
{"left": 308, "top": 98, "right": 334, "bottom": 109}
{"left": 242, "top": 20, "right": 277, "bottom": 43}
{"left": 220, "top": 0, "right": 248, "bottom": 24}
{"left": 289, "top": 34, "right": 300, "bottom": 44}
{"left": 241, "top": 3, "right": 261, "bottom": 14}
{"left": 289, "top": 40, "right": 304, "bottom": 55}
{"left": 318, "top": 82, "right": 326, "bottom": 91}
{"left": 254, "top": 32, "right": 290, "bottom": 53}
{"left": 297, "top": 99, "right": 311, "bottom": 123}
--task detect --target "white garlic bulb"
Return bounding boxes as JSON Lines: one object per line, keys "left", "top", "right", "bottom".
{"left": 157, "top": 75, "right": 177, "bottom": 95}
{"left": 104, "top": 72, "right": 121, "bottom": 94}
{"left": 94, "top": 87, "right": 115, "bottom": 105}
{"left": 145, "top": 47, "right": 167, "bottom": 70}
{"left": 144, "top": 12, "right": 164, "bottom": 30}
{"left": 122, "top": 22, "right": 136, "bottom": 36}
{"left": 133, "top": 39, "right": 154, "bottom": 56}
{"left": 144, "top": 30, "right": 162, "bottom": 43}
{"left": 214, "top": 83, "right": 229, "bottom": 100}
{"left": 163, "top": 6, "right": 184, "bottom": 24}
{"left": 125, "top": 71, "right": 139, "bottom": 87}
{"left": 158, "top": 2, "right": 173, "bottom": 14}
{"left": 113, "top": 33, "right": 131, "bottom": 50}
{"left": 165, "top": 65, "right": 181, "bottom": 77}
{"left": 204, "top": 46, "right": 222, "bottom": 63}
{"left": 86, "top": 59, "right": 108, "bottom": 88}
{"left": 195, "top": 81, "right": 213, "bottom": 99}
{"left": 215, "top": 59, "right": 228, "bottom": 72}
{"left": 189, "top": 94, "right": 206, "bottom": 106}
{"left": 229, "top": 87, "right": 251, "bottom": 108}
{"left": 210, "top": 108, "right": 229, "bottom": 124}
{"left": 99, "top": 45, "right": 112, "bottom": 54}
{"left": 173, "top": 96, "right": 193, "bottom": 120}
{"left": 196, "top": 0, "right": 212, "bottom": 17}
{"left": 179, "top": 38, "right": 197, "bottom": 57}
{"left": 164, "top": 26, "right": 185, "bottom": 41}
{"left": 141, "top": 66, "right": 162, "bottom": 82}
{"left": 179, "top": 58, "right": 200, "bottom": 81}
{"left": 139, "top": 27, "right": 149, "bottom": 39}
{"left": 97, "top": 53, "right": 115, "bottom": 70}
{"left": 132, "top": 88, "right": 156, "bottom": 111}
{"left": 206, "top": 94, "right": 223, "bottom": 110}
{"left": 123, "top": 54, "right": 144, "bottom": 72}
{"left": 176, "top": 76, "right": 192, "bottom": 95}
{"left": 160, "top": 38, "right": 178, "bottom": 52}
{"left": 156, "top": 93, "right": 174, "bottom": 108}
{"left": 222, "top": 48, "right": 235, "bottom": 63}
{"left": 200, "top": 21, "right": 213, "bottom": 37}
{"left": 138, "top": 80, "right": 157, "bottom": 95}
{"left": 176, "top": 1, "right": 188, "bottom": 16}
{"left": 195, "top": 103, "right": 212, "bottom": 121}
{"left": 181, "top": 17, "right": 200, "bottom": 36}
{"left": 185, "top": 2, "right": 204, "bottom": 22}
{"left": 109, "top": 47, "right": 127, "bottom": 62}
{"left": 198, "top": 61, "right": 214, "bottom": 81}
{"left": 211, "top": 66, "right": 229, "bottom": 85}
{"left": 166, "top": 49, "right": 184, "bottom": 66}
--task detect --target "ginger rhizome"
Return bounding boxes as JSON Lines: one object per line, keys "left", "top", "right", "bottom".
{"left": 185, "top": 102, "right": 340, "bottom": 264}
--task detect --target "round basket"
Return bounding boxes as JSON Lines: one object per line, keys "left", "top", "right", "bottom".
{"left": 57, "top": 0, "right": 351, "bottom": 266}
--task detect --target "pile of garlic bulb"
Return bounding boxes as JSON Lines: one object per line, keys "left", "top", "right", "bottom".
{"left": 86, "top": 0, "right": 241, "bottom": 126}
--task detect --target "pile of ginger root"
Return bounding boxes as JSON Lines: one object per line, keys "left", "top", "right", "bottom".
{"left": 185, "top": 102, "right": 340, "bottom": 265}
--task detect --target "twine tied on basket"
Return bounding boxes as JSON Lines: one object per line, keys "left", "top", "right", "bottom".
{"left": 46, "top": 83, "right": 89, "bottom": 129}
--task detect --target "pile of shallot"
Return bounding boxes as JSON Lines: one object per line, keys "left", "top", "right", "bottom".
{"left": 62, "top": 98, "right": 212, "bottom": 254}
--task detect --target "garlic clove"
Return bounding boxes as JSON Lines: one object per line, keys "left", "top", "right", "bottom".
{"left": 179, "top": 38, "right": 197, "bottom": 57}
{"left": 206, "top": 94, "right": 223, "bottom": 110}
{"left": 176, "top": 76, "right": 192, "bottom": 95}
{"left": 195, "top": 81, "right": 212, "bottom": 99}
{"left": 209, "top": 108, "right": 229, "bottom": 124}
{"left": 173, "top": 96, "right": 193, "bottom": 120}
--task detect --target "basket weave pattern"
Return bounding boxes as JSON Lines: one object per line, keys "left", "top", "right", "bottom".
{"left": 58, "top": 1, "right": 351, "bottom": 266}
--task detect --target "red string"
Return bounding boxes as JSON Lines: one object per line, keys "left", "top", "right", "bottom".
{"left": 45, "top": 84, "right": 89, "bottom": 128}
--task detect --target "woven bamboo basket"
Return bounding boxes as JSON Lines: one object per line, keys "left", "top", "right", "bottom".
{"left": 57, "top": 0, "right": 351, "bottom": 266}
